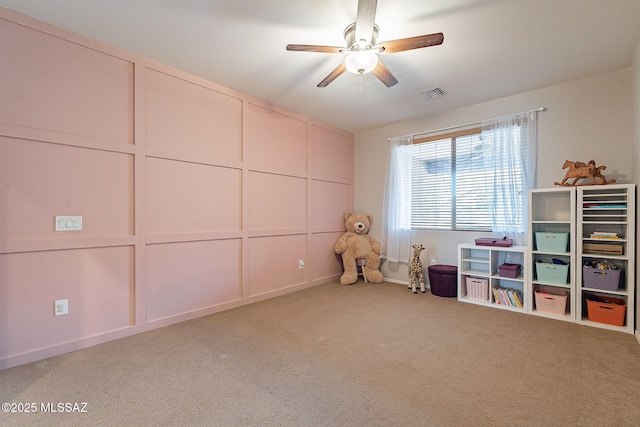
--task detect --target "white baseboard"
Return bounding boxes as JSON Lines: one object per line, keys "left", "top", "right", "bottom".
{"left": 635, "top": 330, "right": 640, "bottom": 345}
{"left": 384, "top": 278, "right": 432, "bottom": 291}
{"left": 384, "top": 278, "right": 409, "bottom": 285}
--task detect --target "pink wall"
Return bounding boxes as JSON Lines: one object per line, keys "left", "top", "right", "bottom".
{"left": 0, "top": 8, "right": 353, "bottom": 369}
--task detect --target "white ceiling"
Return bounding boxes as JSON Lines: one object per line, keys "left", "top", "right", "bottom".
{"left": 1, "top": 0, "right": 640, "bottom": 133}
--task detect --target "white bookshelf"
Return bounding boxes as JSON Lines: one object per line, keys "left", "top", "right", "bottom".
{"left": 458, "top": 243, "right": 527, "bottom": 313}
{"left": 528, "top": 187, "right": 576, "bottom": 322}
{"left": 457, "top": 186, "right": 636, "bottom": 335}
{"left": 576, "top": 184, "right": 635, "bottom": 334}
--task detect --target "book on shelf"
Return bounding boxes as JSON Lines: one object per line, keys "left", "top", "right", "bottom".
{"left": 492, "top": 287, "right": 522, "bottom": 308}
{"left": 583, "top": 203, "right": 627, "bottom": 209}
{"left": 512, "top": 291, "right": 523, "bottom": 307}
{"left": 590, "top": 231, "right": 620, "bottom": 239}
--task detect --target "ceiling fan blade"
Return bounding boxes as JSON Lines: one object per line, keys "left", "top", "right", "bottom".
{"left": 317, "top": 63, "right": 347, "bottom": 87}
{"left": 286, "top": 44, "right": 344, "bottom": 54}
{"left": 378, "top": 32, "right": 444, "bottom": 54}
{"left": 355, "top": 0, "right": 377, "bottom": 44}
{"left": 372, "top": 60, "right": 398, "bottom": 87}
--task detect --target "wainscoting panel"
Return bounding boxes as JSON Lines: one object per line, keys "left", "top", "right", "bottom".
{"left": 311, "top": 180, "right": 353, "bottom": 230}
{"left": 247, "top": 103, "right": 308, "bottom": 174}
{"left": 146, "top": 157, "right": 242, "bottom": 236}
{"left": 145, "top": 239, "right": 242, "bottom": 322}
{"left": 310, "top": 125, "right": 353, "bottom": 181}
{"left": 247, "top": 171, "right": 307, "bottom": 231}
{"left": 0, "top": 17, "right": 133, "bottom": 144}
{"left": 0, "top": 136, "right": 133, "bottom": 241}
{"left": 311, "top": 232, "right": 345, "bottom": 282}
{"left": 247, "top": 234, "right": 308, "bottom": 297}
{"left": 0, "top": 246, "right": 133, "bottom": 360}
{"left": 145, "top": 69, "right": 243, "bottom": 164}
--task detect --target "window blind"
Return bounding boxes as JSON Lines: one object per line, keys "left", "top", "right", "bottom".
{"left": 409, "top": 126, "right": 526, "bottom": 231}
{"left": 411, "top": 137, "right": 452, "bottom": 230}
{"left": 454, "top": 133, "right": 491, "bottom": 230}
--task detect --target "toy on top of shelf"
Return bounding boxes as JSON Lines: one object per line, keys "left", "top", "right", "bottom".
{"left": 554, "top": 160, "right": 616, "bottom": 186}
{"left": 475, "top": 236, "right": 513, "bottom": 247}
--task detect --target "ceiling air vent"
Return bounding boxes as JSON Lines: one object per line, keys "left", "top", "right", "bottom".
{"left": 419, "top": 87, "right": 448, "bottom": 99}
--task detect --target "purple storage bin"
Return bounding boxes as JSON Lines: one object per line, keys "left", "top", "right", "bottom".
{"left": 498, "top": 263, "right": 521, "bottom": 278}
{"left": 582, "top": 266, "right": 621, "bottom": 291}
{"left": 428, "top": 264, "right": 458, "bottom": 298}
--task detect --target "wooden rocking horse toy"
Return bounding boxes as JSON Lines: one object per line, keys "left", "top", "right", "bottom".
{"left": 554, "top": 160, "right": 616, "bottom": 186}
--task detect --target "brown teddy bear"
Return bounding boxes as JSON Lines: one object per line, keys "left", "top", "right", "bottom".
{"left": 334, "top": 211, "right": 384, "bottom": 285}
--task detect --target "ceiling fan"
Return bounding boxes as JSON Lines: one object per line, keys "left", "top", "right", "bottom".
{"left": 286, "top": 0, "right": 444, "bottom": 88}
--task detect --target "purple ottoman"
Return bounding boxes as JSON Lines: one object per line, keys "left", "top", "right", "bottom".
{"left": 428, "top": 264, "right": 458, "bottom": 298}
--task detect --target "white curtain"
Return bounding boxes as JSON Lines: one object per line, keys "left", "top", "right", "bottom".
{"left": 381, "top": 135, "right": 413, "bottom": 263}
{"left": 481, "top": 111, "right": 538, "bottom": 247}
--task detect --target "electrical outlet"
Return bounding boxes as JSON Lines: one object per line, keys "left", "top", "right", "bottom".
{"left": 54, "top": 299, "right": 69, "bottom": 316}
{"left": 431, "top": 258, "right": 437, "bottom": 265}
{"left": 298, "top": 260, "right": 304, "bottom": 269}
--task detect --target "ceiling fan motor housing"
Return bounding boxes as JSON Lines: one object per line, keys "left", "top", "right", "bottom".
{"left": 344, "top": 22, "right": 379, "bottom": 50}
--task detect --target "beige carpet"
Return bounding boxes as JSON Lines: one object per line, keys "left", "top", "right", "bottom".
{"left": 1, "top": 281, "right": 640, "bottom": 426}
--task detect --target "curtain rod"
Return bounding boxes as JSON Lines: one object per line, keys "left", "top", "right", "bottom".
{"left": 388, "top": 107, "right": 546, "bottom": 141}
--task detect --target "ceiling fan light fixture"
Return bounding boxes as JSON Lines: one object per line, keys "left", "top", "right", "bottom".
{"left": 286, "top": 0, "right": 444, "bottom": 87}
{"left": 345, "top": 50, "right": 378, "bottom": 74}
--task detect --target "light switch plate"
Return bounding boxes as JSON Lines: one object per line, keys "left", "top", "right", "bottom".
{"left": 55, "top": 216, "right": 82, "bottom": 231}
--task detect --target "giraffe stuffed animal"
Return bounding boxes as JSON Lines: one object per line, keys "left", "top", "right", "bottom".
{"left": 409, "top": 244, "right": 426, "bottom": 294}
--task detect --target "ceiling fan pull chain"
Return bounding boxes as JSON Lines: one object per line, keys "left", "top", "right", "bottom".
{"left": 359, "top": 73, "right": 364, "bottom": 98}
